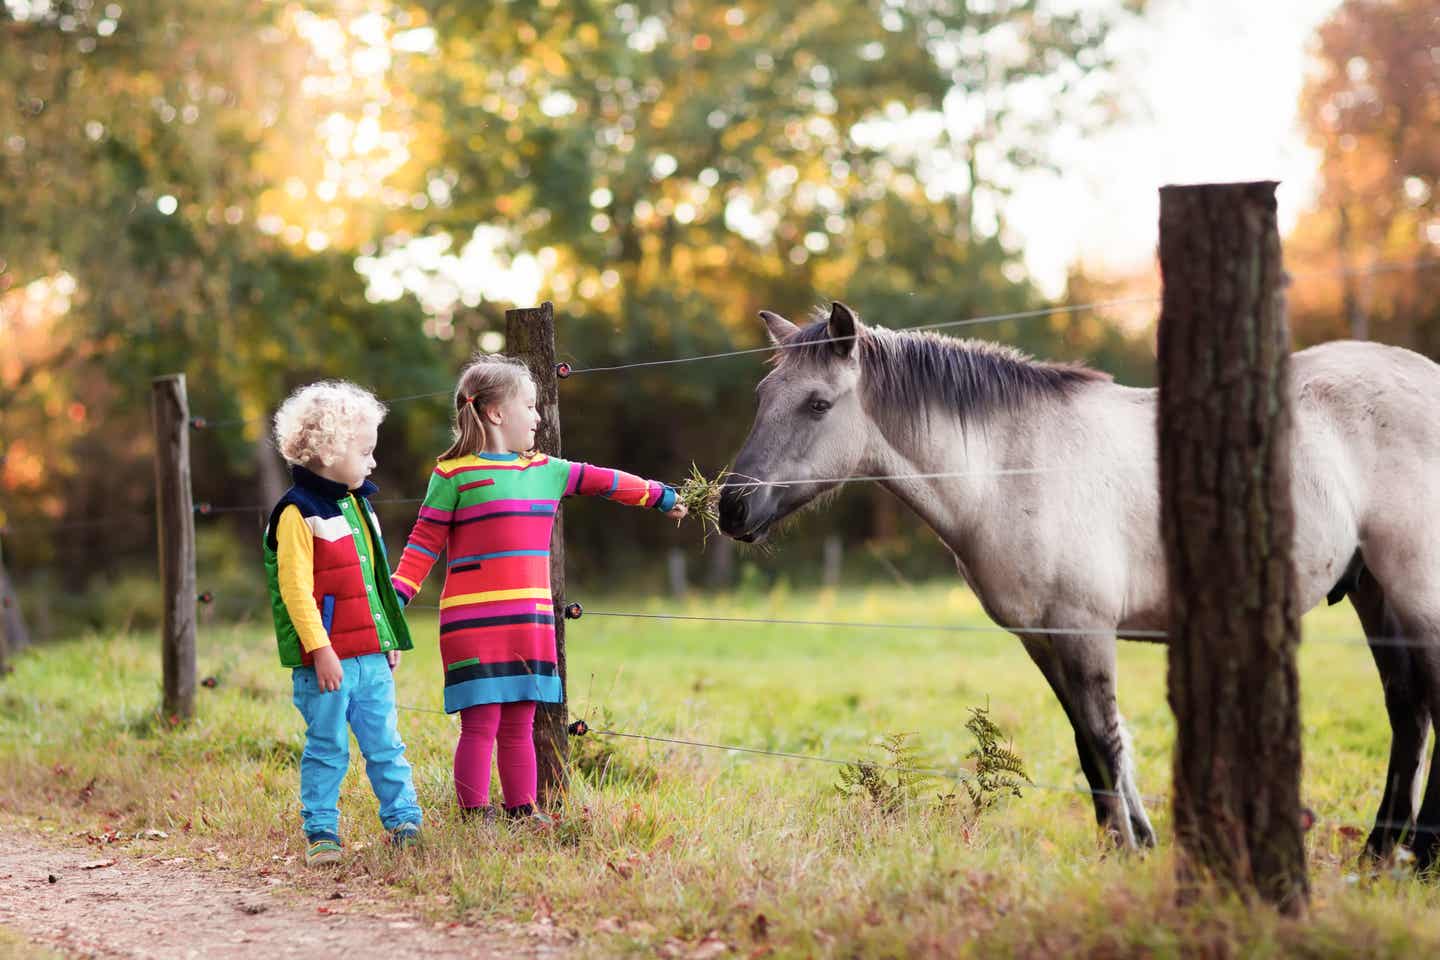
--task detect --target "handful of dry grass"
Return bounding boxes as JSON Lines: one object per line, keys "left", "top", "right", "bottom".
{"left": 674, "top": 462, "right": 727, "bottom": 543}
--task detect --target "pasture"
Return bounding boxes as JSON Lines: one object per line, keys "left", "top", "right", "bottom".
{"left": 3, "top": 583, "right": 1437, "bottom": 957}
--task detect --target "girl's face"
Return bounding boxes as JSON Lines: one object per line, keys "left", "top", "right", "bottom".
{"left": 484, "top": 377, "right": 539, "bottom": 453}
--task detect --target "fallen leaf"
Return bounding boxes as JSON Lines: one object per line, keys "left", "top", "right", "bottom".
{"left": 606, "top": 859, "right": 633, "bottom": 880}
{"left": 1337, "top": 825, "right": 1364, "bottom": 840}
{"left": 80, "top": 860, "right": 117, "bottom": 870}
{"left": 691, "top": 936, "right": 731, "bottom": 959}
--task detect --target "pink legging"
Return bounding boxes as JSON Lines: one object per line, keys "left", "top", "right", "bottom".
{"left": 454, "top": 701, "right": 537, "bottom": 809}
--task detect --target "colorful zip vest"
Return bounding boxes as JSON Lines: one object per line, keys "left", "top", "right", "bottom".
{"left": 263, "top": 466, "right": 413, "bottom": 668}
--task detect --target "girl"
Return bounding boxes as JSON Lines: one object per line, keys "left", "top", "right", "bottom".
{"left": 391, "top": 354, "right": 686, "bottom": 822}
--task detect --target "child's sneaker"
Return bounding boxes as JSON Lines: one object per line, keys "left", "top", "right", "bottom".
{"left": 458, "top": 805, "right": 497, "bottom": 825}
{"left": 305, "top": 834, "right": 343, "bottom": 867}
{"left": 503, "top": 803, "right": 555, "bottom": 830}
{"left": 389, "top": 821, "right": 423, "bottom": 849}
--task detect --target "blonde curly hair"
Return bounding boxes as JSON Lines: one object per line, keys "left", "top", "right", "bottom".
{"left": 273, "top": 381, "right": 387, "bottom": 467}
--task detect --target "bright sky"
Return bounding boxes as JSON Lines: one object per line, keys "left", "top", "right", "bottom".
{"left": 1009, "top": 0, "right": 1344, "bottom": 297}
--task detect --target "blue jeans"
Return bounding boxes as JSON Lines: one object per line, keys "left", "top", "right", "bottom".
{"left": 291, "top": 653, "right": 422, "bottom": 838}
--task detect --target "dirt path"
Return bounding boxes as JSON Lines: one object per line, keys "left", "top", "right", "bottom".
{"left": 0, "top": 834, "right": 572, "bottom": 959}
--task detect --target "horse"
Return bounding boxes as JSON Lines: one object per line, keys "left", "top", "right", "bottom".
{"left": 718, "top": 301, "right": 1440, "bottom": 866}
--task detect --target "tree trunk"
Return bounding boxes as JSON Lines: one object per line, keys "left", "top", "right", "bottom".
{"left": 1157, "top": 181, "right": 1308, "bottom": 915}
{"left": 505, "top": 303, "right": 569, "bottom": 808}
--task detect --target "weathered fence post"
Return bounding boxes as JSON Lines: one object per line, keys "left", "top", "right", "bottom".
{"left": 822, "top": 535, "right": 843, "bottom": 588}
{"left": 0, "top": 533, "right": 12, "bottom": 675}
{"left": 667, "top": 548, "right": 688, "bottom": 599}
{"left": 0, "top": 531, "right": 31, "bottom": 662}
{"left": 152, "top": 374, "right": 198, "bottom": 723}
{"left": 1157, "top": 181, "right": 1308, "bottom": 914}
{"left": 505, "top": 302, "right": 569, "bottom": 807}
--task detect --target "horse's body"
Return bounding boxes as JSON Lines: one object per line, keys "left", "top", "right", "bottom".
{"left": 719, "top": 303, "right": 1440, "bottom": 865}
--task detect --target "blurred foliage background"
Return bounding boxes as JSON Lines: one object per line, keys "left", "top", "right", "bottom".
{"left": 1, "top": 0, "right": 1435, "bottom": 637}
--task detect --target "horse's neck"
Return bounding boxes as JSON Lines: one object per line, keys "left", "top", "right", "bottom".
{"left": 867, "top": 413, "right": 1008, "bottom": 556}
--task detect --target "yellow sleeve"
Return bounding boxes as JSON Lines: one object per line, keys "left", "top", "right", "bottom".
{"left": 276, "top": 506, "right": 330, "bottom": 653}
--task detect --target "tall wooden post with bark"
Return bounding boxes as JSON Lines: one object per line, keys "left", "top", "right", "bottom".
{"left": 152, "top": 374, "right": 198, "bottom": 723}
{"left": 1157, "top": 181, "right": 1308, "bottom": 914}
{"left": 505, "top": 302, "right": 569, "bottom": 806}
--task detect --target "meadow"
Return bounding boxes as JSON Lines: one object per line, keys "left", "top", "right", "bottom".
{"left": 3, "top": 583, "right": 1438, "bottom": 957}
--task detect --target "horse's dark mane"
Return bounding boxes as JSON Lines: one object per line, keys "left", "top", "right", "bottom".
{"left": 780, "top": 314, "right": 1110, "bottom": 429}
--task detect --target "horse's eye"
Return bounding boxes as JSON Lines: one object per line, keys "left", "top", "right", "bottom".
{"left": 808, "top": 398, "right": 831, "bottom": 414}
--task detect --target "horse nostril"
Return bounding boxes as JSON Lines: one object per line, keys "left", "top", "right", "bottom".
{"left": 718, "top": 488, "right": 747, "bottom": 533}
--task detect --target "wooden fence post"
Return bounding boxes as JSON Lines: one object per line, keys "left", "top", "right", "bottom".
{"left": 505, "top": 303, "right": 569, "bottom": 807}
{"left": 0, "top": 533, "right": 11, "bottom": 675}
{"left": 0, "top": 530, "right": 31, "bottom": 663}
{"left": 1157, "top": 181, "right": 1308, "bottom": 914}
{"left": 152, "top": 374, "right": 198, "bottom": 723}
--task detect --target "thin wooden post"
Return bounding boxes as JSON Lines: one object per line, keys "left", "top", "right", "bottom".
{"left": 0, "top": 533, "right": 12, "bottom": 675}
{"left": 667, "top": 548, "right": 688, "bottom": 599}
{"left": 1157, "top": 181, "right": 1308, "bottom": 914}
{"left": 0, "top": 530, "right": 30, "bottom": 659}
{"left": 152, "top": 374, "right": 197, "bottom": 723}
{"left": 505, "top": 303, "right": 569, "bottom": 806}
{"left": 822, "top": 535, "right": 843, "bottom": 587}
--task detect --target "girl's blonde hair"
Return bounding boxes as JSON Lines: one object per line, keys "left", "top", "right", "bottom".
{"left": 438, "top": 353, "right": 535, "bottom": 461}
{"left": 273, "top": 381, "right": 387, "bottom": 467}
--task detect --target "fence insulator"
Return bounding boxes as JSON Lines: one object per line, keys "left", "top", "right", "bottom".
{"left": 198, "top": 591, "right": 214, "bottom": 604}
{"left": 555, "top": 362, "right": 573, "bottom": 379}
{"left": 567, "top": 720, "right": 588, "bottom": 737}
{"left": 189, "top": 416, "right": 208, "bottom": 430}
{"left": 563, "top": 601, "right": 583, "bottom": 620}
{"left": 194, "top": 503, "right": 212, "bottom": 516}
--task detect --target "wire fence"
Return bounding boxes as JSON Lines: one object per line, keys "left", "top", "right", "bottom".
{"left": 5, "top": 251, "right": 1440, "bottom": 849}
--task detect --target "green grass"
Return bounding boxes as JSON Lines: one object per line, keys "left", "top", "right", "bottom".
{"left": 0, "top": 928, "right": 60, "bottom": 960}
{"left": 2, "top": 583, "right": 1438, "bottom": 956}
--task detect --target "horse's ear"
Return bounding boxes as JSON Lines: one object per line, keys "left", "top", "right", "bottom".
{"left": 828, "top": 301, "right": 858, "bottom": 357}
{"left": 759, "top": 309, "right": 800, "bottom": 345}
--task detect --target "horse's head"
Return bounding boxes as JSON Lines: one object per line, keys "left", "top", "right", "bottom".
{"left": 718, "top": 301, "right": 870, "bottom": 543}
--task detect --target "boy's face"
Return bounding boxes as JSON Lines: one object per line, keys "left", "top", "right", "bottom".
{"left": 326, "top": 421, "right": 378, "bottom": 490}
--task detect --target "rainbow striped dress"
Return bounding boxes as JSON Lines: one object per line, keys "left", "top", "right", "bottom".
{"left": 390, "top": 451, "right": 676, "bottom": 713}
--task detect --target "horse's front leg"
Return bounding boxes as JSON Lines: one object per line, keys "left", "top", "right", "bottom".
{"left": 1020, "top": 631, "right": 1156, "bottom": 850}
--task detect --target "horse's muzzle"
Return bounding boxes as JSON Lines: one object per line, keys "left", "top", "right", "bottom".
{"left": 718, "top": 482, "right": 769, "bottom": 542}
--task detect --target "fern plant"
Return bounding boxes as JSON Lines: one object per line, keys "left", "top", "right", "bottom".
{"left": 960, "top": 704, "right": 1030, "bottom": 821}
{"left": 835, "top": 732, "right": 931, "bottom": 816}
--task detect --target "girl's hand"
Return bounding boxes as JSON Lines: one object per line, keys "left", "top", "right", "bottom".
{"left": 665, "top": 502, "right": 688, "bottom": 521}
{"left": 314, "top": 646, "right": 344, "bottom": 692}
{"left": 387, "top": 650, "right": 401, "bottom": 670}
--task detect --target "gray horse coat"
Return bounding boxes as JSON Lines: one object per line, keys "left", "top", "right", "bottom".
{"left": 720, "top": 302, "right": 1440, "bottom": 864}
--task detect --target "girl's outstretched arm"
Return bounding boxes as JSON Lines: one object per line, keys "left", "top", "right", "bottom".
{"left": 560, "top": 460, "right": 677, "bottom": 513}
{"left": 390, "top": 468, "right": 457, "bottom": 604}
